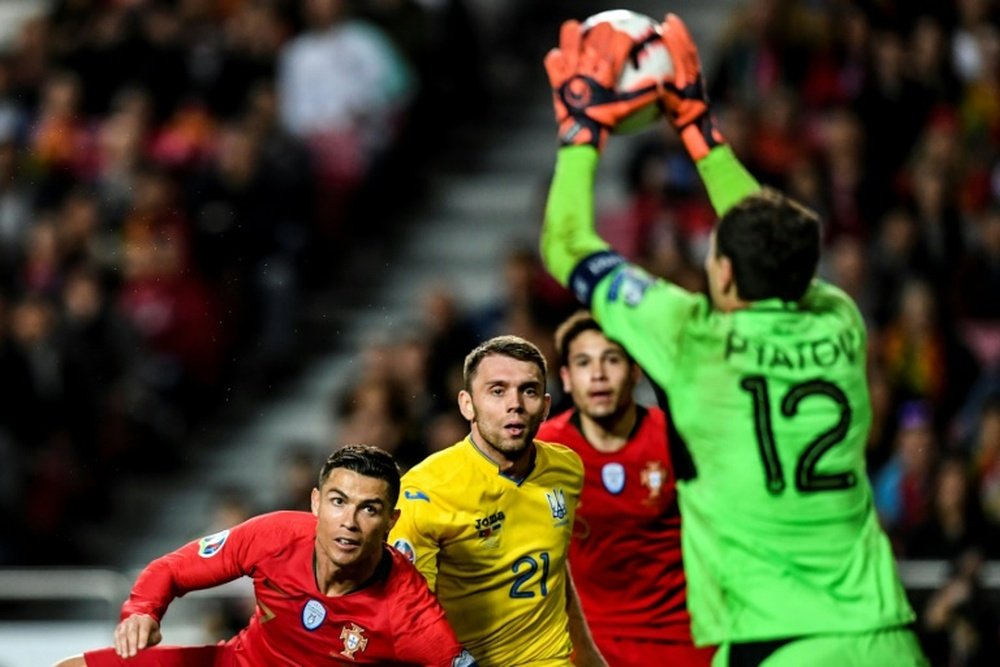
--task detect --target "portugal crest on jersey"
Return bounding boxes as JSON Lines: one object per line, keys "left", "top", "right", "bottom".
{"left": 641, "top": 461, "right": 664, "bottom": 501}
{"left": 340, "top": 623, "right": 368, "bottom": 659}
{"left": 601, "top": 462, "right": 625, "bottom": 494}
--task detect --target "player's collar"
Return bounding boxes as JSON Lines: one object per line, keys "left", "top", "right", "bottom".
{"left": 465, "top": 435, "right": 536, "bottom": 486}
{"left": 747, "top": 297, "right": 800, "bottom": 312}
{"left": 570, "top": 405, "right": 647, "bottom": 444}
{"left": 312, "top": 543, "right": 392, "bottom": 597}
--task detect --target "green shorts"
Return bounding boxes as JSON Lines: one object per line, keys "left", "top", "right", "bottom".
{"left": 712, "top": 626, "right": 928, "bottom": 667}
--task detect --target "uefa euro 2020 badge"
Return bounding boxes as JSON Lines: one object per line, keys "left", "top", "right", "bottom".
{"left": 546, "top": 488, "right": 568, "bottom": 526}
{"left": 340, "top": 623, "right": 369, "bottom": 659}
{"left": 197, "top": 529, "right": 230, "bottom": 558}
{"left": 393, "top": 538, "right": 416, "bottom": 563}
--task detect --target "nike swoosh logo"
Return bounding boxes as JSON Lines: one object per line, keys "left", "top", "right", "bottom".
{"left": 404, "top": 490, "right": 430, "bottom": 502}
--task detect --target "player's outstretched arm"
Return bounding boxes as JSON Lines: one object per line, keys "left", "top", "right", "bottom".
{"left": 658, "top": 13, "right": 760, "bottom": 217}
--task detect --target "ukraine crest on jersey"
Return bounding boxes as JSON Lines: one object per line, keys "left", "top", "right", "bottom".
{"left": 389, "top": 437, "right": 584, "bottom": 667}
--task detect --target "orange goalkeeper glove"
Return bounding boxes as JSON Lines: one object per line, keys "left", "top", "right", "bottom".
{"left": 544, "top": 20, "right": 660, "bottom": 150}
{"left": 659, "top": 13, "right": 725, "bottom": 160}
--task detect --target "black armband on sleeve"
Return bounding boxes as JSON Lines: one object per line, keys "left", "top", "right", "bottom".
{"left": 568, "top": 250, "right": 624, "bottom": 306}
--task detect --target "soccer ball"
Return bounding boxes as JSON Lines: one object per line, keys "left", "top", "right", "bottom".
{"left": 581, "top": 9, "right": 674, "bottom": 134}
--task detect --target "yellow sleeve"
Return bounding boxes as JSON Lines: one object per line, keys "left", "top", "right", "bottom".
{"left": 389, "top": 480, "right": 441, "bottom": 592}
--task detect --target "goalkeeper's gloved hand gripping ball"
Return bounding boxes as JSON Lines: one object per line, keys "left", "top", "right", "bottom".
{"left": 544, "top": 20, "right": 660, "bottom": 150}
{"left": 659, "top": 13, "right": 726, "bottom": 160}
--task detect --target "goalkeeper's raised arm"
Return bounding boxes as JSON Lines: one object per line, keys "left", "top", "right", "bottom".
{"left": 540, "top": 14, "right": 760, "bottom": 295}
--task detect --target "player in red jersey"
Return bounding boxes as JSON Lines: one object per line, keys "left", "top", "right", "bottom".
{"left": 52, "top": 445, "right": 477, "bottom": 667}
{"left": 536, "top": 311, "right": 714, "bottom": 667}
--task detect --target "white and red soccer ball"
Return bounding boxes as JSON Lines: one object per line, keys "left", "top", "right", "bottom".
{"left": 581, "top": 9, "right": 675, "bottom": 133}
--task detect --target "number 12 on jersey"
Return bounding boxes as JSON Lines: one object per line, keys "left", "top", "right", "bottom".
{"left": 740, "top": 376, "right": 857, "bottom": 495}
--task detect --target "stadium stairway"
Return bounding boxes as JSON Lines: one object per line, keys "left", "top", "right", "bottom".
{"left": 87, "top": 0, "right": 743, "bottom": 575}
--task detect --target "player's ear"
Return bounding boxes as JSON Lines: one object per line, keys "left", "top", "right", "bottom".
{"left": 388, "top": 508, "right": 400, "bottom": 533}
{"left": 718, "top": 255, "right": 736, "bottom": 296}
{"left": 458, "top": 389, "right": 475, "bottom": 421}
{"left": 310, "top": 487, "right": 320, "bottom": 517}
{"left": 542, "top": 393, "right": 552, "bottom": 421}
{"left": 629, "top": 361, "right": 642, "bottom": 386}
{"left": 560, "top": 366, "right": 571, "bottom": 393}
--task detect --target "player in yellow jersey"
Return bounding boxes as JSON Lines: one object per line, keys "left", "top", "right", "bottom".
{"left": 389, "top": 335, "right": 607, "bottom": 667}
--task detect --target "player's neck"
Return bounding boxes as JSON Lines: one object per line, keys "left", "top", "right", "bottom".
{"left": 501, "top": 448, "right": 535, "bottom": 481}
{"left": 578, "top": 403, "right": 637, "bottom": 453}
{"left": 313, "top": 548, "right": 382, "bottom": 597}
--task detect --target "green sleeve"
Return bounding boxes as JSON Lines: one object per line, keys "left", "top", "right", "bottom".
{"left": 540, "top": 145, "right": 610, "bottom": 287}
{"left": 540, "top": 143, "right": 762, "bottom": 309}
{"left": 591, "top": 270, "right": 705, "bottom": 390}
{"left": 696, "top": 145, "right": 762, "bottom": 217}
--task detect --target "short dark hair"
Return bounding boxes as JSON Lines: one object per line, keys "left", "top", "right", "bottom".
{"left": 554, "top": 310, "right": 632, "bottom": 368}
{"left": 463, "top": 335, "right": 547, "bottom": 390}
{"left": 318, "top": 444, "right": 401, "bottom": 507}
{"left": 716, "top": 188, "right": 820, "bottom": 302}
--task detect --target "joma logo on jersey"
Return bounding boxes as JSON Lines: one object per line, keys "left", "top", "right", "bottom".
{"left": 474, "top": 510, "right": 505, "bottom": 538}
{"left": 546, "top": 489, "right": 568, "bottom": 522}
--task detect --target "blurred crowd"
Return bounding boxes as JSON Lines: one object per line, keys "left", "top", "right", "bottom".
{"left": 0, "top": 0, "right": 510, "bottom": 567}
{"left": 1, "top": 0, "right": 999, "bottom": 662}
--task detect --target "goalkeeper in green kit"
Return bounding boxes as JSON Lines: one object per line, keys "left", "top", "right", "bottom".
{"left": 540, "top": 14, "right": 928, "bottom": 667}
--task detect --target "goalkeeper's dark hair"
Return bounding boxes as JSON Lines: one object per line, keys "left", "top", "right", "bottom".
{"left": 464, "top": 335, "right": 547, "bottom": 391}
{"left": 554, "top": 310, "right": 634, "bottom": 368}
{"left": 716, "top": 188, "right": 821, "bottom": 302}
{"left": 318, "top": 444, "right": 401, "bottom": 507}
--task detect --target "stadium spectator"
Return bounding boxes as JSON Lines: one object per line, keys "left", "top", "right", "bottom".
{"left": 277, "top": 0, "right": 415, "bottom": 237}
{"left": 874, "top": 401, "right": 940, "bottom": 547}
{"left": 905, "top": 454, "right": 998, "bottom": 560}
{"left": 920, "top": 550, "right": 1000, "bottom": 666}
{"left": 270, "top": 442, "right": 325, "bottom": 513}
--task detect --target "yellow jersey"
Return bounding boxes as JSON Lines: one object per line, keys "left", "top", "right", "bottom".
{"left": 389, "top": 436, "right": 584, "bottom": 667}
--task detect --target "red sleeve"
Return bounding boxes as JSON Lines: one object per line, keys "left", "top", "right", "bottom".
{"left": 389, "top": 561, "right": 470, "bottom": 667}
{"left": 120, "top": 513, "right": 279, "bottom": 622}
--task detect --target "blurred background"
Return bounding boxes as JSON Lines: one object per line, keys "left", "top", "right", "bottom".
{"left": 0, "top": 0, "right": 997, "bottom": 664}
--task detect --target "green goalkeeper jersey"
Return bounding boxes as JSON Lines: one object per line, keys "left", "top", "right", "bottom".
{"left": 541, "top": 145, "right": 915, "bottom": 646}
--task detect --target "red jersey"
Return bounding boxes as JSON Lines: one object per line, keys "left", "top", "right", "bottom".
{"left": 119, "top": 511, "right": 468, "bottom": 666}
{"left": 536, "top": 407, "right": 691, "bottom": 643}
